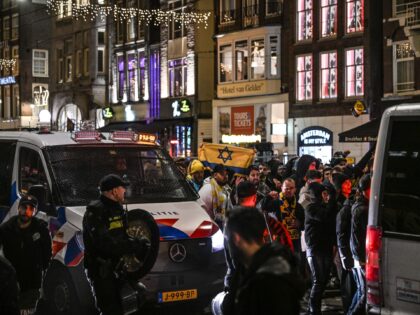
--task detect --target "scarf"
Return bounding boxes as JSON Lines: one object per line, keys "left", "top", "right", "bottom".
{"left": 277, "top": 192, "right": 299, "bottom": 240}
{"left": 210, "top": 178, "right": 227, "bottom": 224}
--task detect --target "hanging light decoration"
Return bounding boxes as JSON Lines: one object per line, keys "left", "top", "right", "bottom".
{"left": 46, "top": 0, "right": 211, "bottom": 28}
{"left": 0, "top": 59, "right": 16, "bottom": 71}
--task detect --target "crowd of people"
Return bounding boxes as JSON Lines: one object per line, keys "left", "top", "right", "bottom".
{"left": 0, "top": 147, "right": 374, "bottom": 315}
{"left": 179, "top": 147, "right": 375, "bottom": 315}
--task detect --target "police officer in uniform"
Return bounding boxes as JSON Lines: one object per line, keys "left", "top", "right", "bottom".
{"left": 0, "top": 195, "right": 52, "bottom": 314}
{"left": 83, "top": 174, "right": 150, "bottom": 315}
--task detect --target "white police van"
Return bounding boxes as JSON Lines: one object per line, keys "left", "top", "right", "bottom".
{"left": 367, "top": 104, "right": 420, "bottom": 314}
{"left": 0, "top": 130, "right": 225, "bottom": 315}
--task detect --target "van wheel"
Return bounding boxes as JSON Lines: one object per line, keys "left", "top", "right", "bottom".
{"left": 44, "top": 265, "right": 86, "bottom": 315}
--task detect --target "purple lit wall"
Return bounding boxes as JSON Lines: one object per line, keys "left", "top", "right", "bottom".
{"left": 149, "top": 49, "right": 160, "bottom": 118}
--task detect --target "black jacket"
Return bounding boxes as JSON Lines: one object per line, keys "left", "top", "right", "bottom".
{"left": 83, "top": 195, "right": 136, "bottom": 272}
{"left": 0, "top": 216, "right": 51, "bottom": 292}
{"left": 336, "top": 198, "right": 354, "bottom": 269}
{"left": 304, "top": 201, "right": 336, "bottom": 256}
{"left": 350, "top": 196, "right": 369, "bottom": 263}
{"left": 0, "top": 256, "right": 19, "bottom": 315}
{"left": 223, "top": 243, "right": 304, "bottom": 315}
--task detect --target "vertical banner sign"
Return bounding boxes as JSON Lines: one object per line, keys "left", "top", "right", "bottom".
{"left": 231, "top": 106, "right": 254, "bottom": 135}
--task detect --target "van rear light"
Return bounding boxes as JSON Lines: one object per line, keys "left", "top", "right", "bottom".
{"left": 366, "top": 225, "right": 382, "bottom": 306}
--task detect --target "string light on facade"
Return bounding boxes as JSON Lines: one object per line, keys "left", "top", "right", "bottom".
{"left": 46, "top": 0, "right": 211, "bottom": 28}
{"left": 0, "top": 59, "right": 16, "bottom": 71}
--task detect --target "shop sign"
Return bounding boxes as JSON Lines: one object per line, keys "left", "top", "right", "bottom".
{"left": 33, "top": 85, "right": 49, "bottom": 106}
{"left": 298, "top": 126, "right": 333, "bottom": 146}
{"left": 0, "top": 76, "right": 16, "bottom": 86}
{"left": 172, "top": 99, "right": 192, "bottom": 117}
{"left": 231, "top": 106, "right": 254, "bottom": 135}
{"left": 102, "top": 107, "right": 114, "bottom": 119}
{"left": 217, "top": 80, "right": 281, "bottom": 98}
{"left": 222, "top": 134, "right": 261, "bottom": 144}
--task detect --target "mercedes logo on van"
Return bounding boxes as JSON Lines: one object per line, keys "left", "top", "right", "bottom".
{"left": 169, "top": 243, "right": 187, "bottom": 263}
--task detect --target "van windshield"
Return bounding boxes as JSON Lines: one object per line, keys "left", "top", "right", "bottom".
{"left": 45, "top": 145, "right": 198, "bottom": 206}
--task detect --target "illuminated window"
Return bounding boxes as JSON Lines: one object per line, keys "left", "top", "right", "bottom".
{"left": 128, "top": 53, "right": 138, "bottom": 101}
{"left": 219, "top": 44, "right": 233, "bottom": 83}
{"left": 251, "top": 39, "right": 265, "bottom": 80}
{"left": 33, "top": 49, "right": 49, "bottom": 77}
{"left": 321, "top": 0, "right": 337, "bottom": 37}
{"left": 12, "top": 46, "right": 18, "bottom": 76}
{"left": 169, "top": 58, "right": 187, "bottom": 97}
{"left": 139, "top": 52, "right": 146, "bottom": 97}
{"left": 117, "top": 55, "right": 126, "bottom": 100}
{"left": 59, "top": 0, "right": 72, "bottom": 19}
{"left": 346, "top": 48, "right": 364, "bottom": 97}
{"left": 235, "top": 40, "right": 248, "bottom": 81}
{"left": 297, "top": 0, "right": 312, "bottom": 41}
{"left": 346, "top": 0, "right": 364, "bottom": 33}
{"left": 58, "top": 49, "right": 64, "bottom": 83}
{"left": 320, "top": 51, "right": 337, "bottom": 99}
{"left": 269, "top": 36, "right": 279, "bottom": 77}
{"left": 220, "top": 0, "right": 235, "bottom": 24}
{"left": 394, "top": 42, "right": 415, "bottom": 92}
{"left": 296, "top": 54, "right": 312, "bottom": 101}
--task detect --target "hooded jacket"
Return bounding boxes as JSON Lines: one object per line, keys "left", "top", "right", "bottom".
{"left": 304, "top": 182, "right": 336, "bottom": 256}
{"left": 222, "top": 242, "right": 305, "bottom": 315}
{"left": 293, "top": 155, "right": 320, "bottom": 195}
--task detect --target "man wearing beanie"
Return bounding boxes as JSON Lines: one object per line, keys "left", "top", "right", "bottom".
{"left": 187, "top": 159, "right": 205, "bottom": 192}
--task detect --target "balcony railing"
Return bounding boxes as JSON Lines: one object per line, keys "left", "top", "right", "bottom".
{"left": 219, "top": 9, "right": 236, "bottom": 24}
{"left": 243, "top": 4, "right": 259, "bottom": 27}
{"left": 395, "top": 1, "right": 420, "bottom": 26}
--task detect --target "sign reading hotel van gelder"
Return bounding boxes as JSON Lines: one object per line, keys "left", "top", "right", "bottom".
{"left": 0, "top": 76, "right": 16, "bottom": 86}
{"left": 231, "top": 106, "right": 254, "bottom": 135}
{"left": 298, "top": 126, "right": 333, "bottom": 147}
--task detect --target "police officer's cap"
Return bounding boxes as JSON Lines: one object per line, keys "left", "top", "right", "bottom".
{"left": 99, "top": 174, "right": 129, "bottom": 192}
{"left": 19, "top": 195, "right": 38, "bottom": 208}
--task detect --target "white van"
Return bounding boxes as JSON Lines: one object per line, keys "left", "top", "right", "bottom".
{"left": 366, "top": 104, "right": 420, "bottom": 314}
{"left": 0, "top": 130, "right": 225, "bottom": 315}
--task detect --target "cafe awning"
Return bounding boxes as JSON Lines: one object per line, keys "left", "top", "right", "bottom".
{"left": 338, "top": 119, "right": 380, "bottom": 142}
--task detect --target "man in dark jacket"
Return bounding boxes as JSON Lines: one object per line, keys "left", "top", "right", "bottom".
{"left": 333, "top": 173, "right": 356, "bottom": 313}
{"left": 304, "top": 182, "right": 336, "bottom": 315}
{"left": 83, "top": 174, "right": 150, "bottom": 315}
{"left": 0, "top": 256, "right": 19, "bottom": 315}
{"left": 348, "top": 174, "right": 371, "bottom": 315}
{"left": 213, "top": 206, "right": 304, "bottom": 315}
{"left": 0, "top": 195, "right": 51, "bottom": 313}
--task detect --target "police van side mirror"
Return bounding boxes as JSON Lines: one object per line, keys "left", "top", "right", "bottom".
{"left": 27, "top": 185, "right": 56, "bottom": 216}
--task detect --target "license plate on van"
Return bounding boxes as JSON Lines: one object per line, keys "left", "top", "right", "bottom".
{"left": 158, "top": 289, "right": 198, "bottom": 303}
